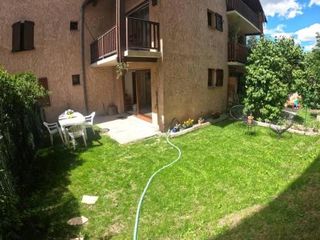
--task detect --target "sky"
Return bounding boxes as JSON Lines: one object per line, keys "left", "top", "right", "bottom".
{"left": 261, "top": 0, "right": 320, "bottom": 51}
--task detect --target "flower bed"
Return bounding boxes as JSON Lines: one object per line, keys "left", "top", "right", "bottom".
{"left": 169, "top": 114, "right": 228, "bottom": 138}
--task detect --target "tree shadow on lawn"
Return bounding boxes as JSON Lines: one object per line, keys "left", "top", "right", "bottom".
{"left": 210, "top": 119, "right": 237, "bottom": 128}
{"left": 210, "top": 154, "right": 320, "bottom": 240}
{"left": 19, "top": 130, "right": 104, "bottom": 239}
{"left": 292, "top": 114, "right": 306, "bottom": 126}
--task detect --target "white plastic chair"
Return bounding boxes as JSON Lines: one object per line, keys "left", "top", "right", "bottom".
{"left": 84, "top": 112, "right": 96, "bottom": 135}
{"left": 67, "top": 125, "right": 87, "bottom": 150}
{"left": 43, "top": 122, "right": 64, "bottom": 146}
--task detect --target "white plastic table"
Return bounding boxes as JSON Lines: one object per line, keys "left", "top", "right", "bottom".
{"left": 58, "top": 112, "right": 86, "bottom": 144}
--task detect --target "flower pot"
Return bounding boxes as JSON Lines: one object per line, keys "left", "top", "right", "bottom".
{"left": 247, "top": 115, "right": 254, "bottom": 125}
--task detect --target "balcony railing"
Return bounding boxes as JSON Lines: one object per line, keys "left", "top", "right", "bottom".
{"left": 227, "top": 0, "right": 260, "bottom": 31}
{"left": 228, "top": 42, "right": 248, "bottom": 63}
{"left": 126, "top": 17, "right": 160, "bottom": 51}
{"left": 90, "top": 18, "right": 160, "bottom": 64}
{"left": 90, "top": 26, "right": 117, "bottom": 63}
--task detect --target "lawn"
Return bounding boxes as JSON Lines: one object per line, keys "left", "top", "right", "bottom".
{"left": 23, "top": 120, "right": 320, "bottom": 239}
{"left": 293, "top": 108, "right": 320, "bottom": 130}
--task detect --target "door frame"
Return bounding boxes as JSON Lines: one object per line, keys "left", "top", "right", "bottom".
{"left": 132, "top": 69, "right": 152, "bottom": 122}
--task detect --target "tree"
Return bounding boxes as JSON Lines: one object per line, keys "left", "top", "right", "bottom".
{"left": 297, "top": 33, "right": 320, "bottom": 109}
{"left": 244, "top": 37, "right": 305, "bottom": 122}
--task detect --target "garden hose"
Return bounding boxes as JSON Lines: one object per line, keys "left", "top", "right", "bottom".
{"left": 133, "top": 131, "right": 182, "bottom": 240}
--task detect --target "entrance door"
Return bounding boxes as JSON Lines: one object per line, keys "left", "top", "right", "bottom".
{"left": 134, "top": 70, "right": 152, "bottom": 121}
{"left": 228, "top": 76, "right": 239, "bottom": 105}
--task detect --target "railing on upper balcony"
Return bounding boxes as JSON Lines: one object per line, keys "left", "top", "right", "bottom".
{"left": 90, "top": 26, "right": 117, "bottom": 63}
{"left": 227, "top": 0, "right": 260, "bottom": 31}
{"left": 90, "top": 18, "right": 160, "bottom": 64}
{"left": 228, "top": 42, "right": 248, "bottom": 63}
{"left": 126, "top": 17, "right": 160, "bottom": 51}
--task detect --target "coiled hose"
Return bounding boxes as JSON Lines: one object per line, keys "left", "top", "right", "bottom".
{"left": 133, "top": 131, "right": 182, "bottom": 240}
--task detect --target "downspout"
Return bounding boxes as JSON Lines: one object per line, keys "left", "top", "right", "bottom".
{"left": 80, "top": 0, "right": 91, "bottom": 114}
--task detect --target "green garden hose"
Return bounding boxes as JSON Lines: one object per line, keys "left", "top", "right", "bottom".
{"left": 133, "top": 131, "right": 182, "bottom": 240}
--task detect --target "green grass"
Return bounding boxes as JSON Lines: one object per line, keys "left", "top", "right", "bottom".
{"left": 293, "top": 108, "right": 320, "bottom": 130}
{"left": 24, "top": 121, "right": 320, "bottom": 239}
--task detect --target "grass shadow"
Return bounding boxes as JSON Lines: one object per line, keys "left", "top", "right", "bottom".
{"left": 210, "top": 154, "right": 320, "bottom": 240}
{"left": 20, "top": 143, "right": 86, "bottom": 239}
{"left": 293, "top": 115, "right": 305, "bottom": 125}
{"left": 210, "top": 119, "right": 237, "bottom": 128}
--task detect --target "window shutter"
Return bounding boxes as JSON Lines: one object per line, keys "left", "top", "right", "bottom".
{"left": 208, "top": 69, "right": 213, "bottom": 87}
{"left": 207, "top": 11, "right": 212, "bottom": 27}
{"left": 12, "top": 22, "right": 22, "bottom": 52}
{"left": 215, "top": 13, "right": 223, "bottom": 32}
{"left": 216, "top": 69, "right": 224, "bottom": 87}
{"left": 23, "top": 21, "right": 34, "bottom": 50}
{"left": 38, "top": 77, "right": 51, "bottom": 106}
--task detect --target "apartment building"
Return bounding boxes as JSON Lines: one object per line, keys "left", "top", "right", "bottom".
{"left": 0, "top": 0, "right": 265, "bottom": 131}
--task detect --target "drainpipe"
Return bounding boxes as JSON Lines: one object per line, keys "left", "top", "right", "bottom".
{"left": 80, "top": 0, "right": 91, "bottom": 114}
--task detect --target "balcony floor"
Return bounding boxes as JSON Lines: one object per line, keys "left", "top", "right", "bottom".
{"left": 227, "top": 11, "right": 261, "bottom": 35}
{"left": 91, "top": 54, "right": 118, "bottom": 68}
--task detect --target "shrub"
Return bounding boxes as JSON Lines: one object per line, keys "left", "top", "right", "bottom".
{"left": 0, "top": 68, "right": 45, "bottom": 237}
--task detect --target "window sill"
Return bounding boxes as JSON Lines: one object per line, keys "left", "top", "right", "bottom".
{"left": 12, "top": 48, "right": 35, "bottom": 53}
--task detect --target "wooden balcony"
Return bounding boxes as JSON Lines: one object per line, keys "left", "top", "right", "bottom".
{"left": 90, "top": 26, "right": 117, "bottom": 64}
{"left": 90, "top": 17, "right": 160, "bottom": 64}
{"left": 228, "top": 43, "right": 248, "bottom": 64}
{"left": 227, "top": 0, "right": 261, "bottom": 33}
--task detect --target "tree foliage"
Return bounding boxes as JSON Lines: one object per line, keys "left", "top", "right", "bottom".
{"left": 244, "top": 37, "right": 305, "bottom": 121}
{"left": 296, "top": 33, "right": 320, "bottom": 109}
{"left": 0, "top": 68, "right": 45, "bottom": 238}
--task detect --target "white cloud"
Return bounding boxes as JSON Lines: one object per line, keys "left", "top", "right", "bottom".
{"left": 261, "top": 0, "right": 303, "bottom": 19}
{"left": 295, "top": 23, "right": 320, "bottom": 42}
{"left": 264, "top": 23, "right": 320, "bottom": 51}
{"left": 309, "top": 0, "right": 320, "bottom": 7}
{"left": 264, "top": 24, "right": 294, "bottom": 39}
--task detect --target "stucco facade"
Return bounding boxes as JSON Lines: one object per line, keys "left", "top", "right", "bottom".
{"left": 0, "top": 0, "right": 264, "bottom": 131}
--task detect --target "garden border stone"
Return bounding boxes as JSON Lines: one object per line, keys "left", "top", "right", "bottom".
{"left": 255, "top": 121, "right": 320, "bottom": 136}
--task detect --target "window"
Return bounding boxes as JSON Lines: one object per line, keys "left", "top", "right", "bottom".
{"left": 72, "top": 74, "right": 80, "bottom": 85}
{"left": 207, "top": 10, "right": 223, "bottom": 32}
{"left": 38, "top": 78, "right": 51, "bottom": 106}
{"left": 216, "top": 69, "right": 224, "bottom": 87}
{"left": 215, "top": 13, "right": 223, "bottom": 32}
{"left": 70, "top": 21, "right": 78, "bottom": 31}
{"left": 12, "top": 21, "right": 34, "bottom": 52}
{"left": 208, "top": 69, "right": 215, "bottom": 87}
{"left": 208, "top": 69, "right": 224, "bottom": 88}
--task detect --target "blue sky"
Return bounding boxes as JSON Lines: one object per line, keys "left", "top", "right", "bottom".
{"left": 261, "top": 0, "right": 320, "bottom": 51}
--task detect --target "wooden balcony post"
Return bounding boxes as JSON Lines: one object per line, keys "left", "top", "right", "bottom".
{"left": 116, "top": 0, "right": 126, "bottom": 62}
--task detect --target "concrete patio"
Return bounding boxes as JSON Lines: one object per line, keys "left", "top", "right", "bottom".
{"left": 95, "top": 114, "right": 160, "bottom": 144}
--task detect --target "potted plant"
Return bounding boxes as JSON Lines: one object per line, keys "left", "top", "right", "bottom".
{"left": 116, "top": 62, "right": 129, "bottom": 79}
{"left": 247, "top": 114, "right": 254, "bottom": 125}
{"left": 172, "top": 124, "right": 181, "bottom": 133}
{"left": 182, "top": 119, "right": 194, "bottom": 129}
{"left": 198, "top": 117, "right": 205, "bottom": 125}
{"left": 66, "top": 109, "right": 74, "bottom": 118}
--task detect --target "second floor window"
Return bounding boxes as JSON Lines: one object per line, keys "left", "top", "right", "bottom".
{"left": 207, "top": 10, "right": 223, "bottom": 32}
{"left": 208, "top": 69, "right": 224, "bottom": 88}
{"left": 215, "top": 13, "right": 223, "bottom": 32}
{"left": 12, "top": 21, "right": 34, "bottom": 52}
{"left": 216, "top": 69, "right": 224, "bottom": 86}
